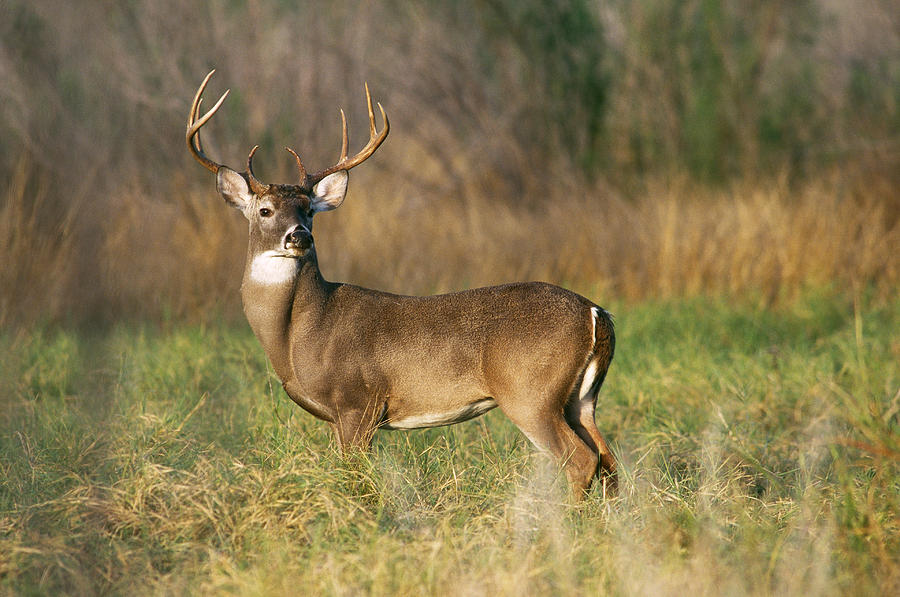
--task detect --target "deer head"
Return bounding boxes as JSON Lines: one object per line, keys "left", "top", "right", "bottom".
{"left": 186, "top": 70, "right": 389, "bottom": 261}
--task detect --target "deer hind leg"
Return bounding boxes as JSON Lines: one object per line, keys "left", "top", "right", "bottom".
{"left": 564, "top": 361, "right": 618, "bottom": 494}
{"left": 501, "top": 403, "right": 599, "bottom": 500}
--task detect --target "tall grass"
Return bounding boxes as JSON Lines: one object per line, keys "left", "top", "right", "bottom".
{"left": 1, "top": 293, "right": 897, "bottom": 594}
{"left": 0, "top": 158, "right": 81, "bottom": 327}
{"left": 2, "top": 154, "right": 896, "bottom": 328}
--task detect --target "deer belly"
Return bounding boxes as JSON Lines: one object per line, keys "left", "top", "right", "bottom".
{"left": 381, "top": 398, "right": 497, "bottom": 430}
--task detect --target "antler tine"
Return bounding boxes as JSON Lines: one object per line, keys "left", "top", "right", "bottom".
{"left": 339, "top": 108, "right": 349, "bottom": 161}
{"left": 306, "top": 83, "right": 389, "bottom": 187}
{"left": 246, "top": 145, "right": 269, "bottom": 195}
{"left": 193, "top": 97, "right": 205, "bottom": 154}
{"left": 284, "top": 147, "right": 308, "bottom": 184}
{"left": 186, "top": 70, "right": 230, "bottom": 174}
{"left": 365, "top": 83, "right": 376, "bottom": 138}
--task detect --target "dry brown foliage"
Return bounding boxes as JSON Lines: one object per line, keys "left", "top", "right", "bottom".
{"left": 1, "top": 0, "right": 897, "bottom": 328}
{"left": 2, "top": 153, "right": 897, "bottom": 329}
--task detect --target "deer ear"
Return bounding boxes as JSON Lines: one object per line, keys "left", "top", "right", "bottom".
{"left": 216, "top": 167, "right": 253, "bottom": 212}
{"left": 311, "top": 171, "right": 349, "bottom": 212}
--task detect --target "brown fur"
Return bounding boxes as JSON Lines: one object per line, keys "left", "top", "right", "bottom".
{"left": 241, "top": 248, "right": 617, "bottom": 498}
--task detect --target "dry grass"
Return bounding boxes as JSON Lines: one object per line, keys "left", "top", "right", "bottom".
{"left": 0, "top": 158, "right": 80, "bottom": 327}
{"left": 326, "top": 166, "right": 900, "bottom": 308}
{"left": 2, "top": 153, "right": 897, "bottom": 328}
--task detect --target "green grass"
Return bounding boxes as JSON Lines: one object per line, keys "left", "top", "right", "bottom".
{"left": 1, "top": 291, "right": 898, "bottom": 595}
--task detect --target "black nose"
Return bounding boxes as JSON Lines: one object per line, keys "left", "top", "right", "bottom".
{"left": 287, "top": 227, "right": 312, "bottom": 249}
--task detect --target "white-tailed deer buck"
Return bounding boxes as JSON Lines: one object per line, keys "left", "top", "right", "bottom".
{"left": 186, "top": 71, "right": 617, "bottom": 498}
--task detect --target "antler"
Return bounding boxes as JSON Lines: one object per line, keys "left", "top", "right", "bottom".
{"left": 245, "top": 145, "right": 269, "bottom": 195}
{"left": 287, "top": 83, "right": 389, "bottom": 188}
{"left": 189, "top": 71, "right": 388, "bottom": 193}
{"left": 186, "top": 70, "right": 230, "bottom": 174}
{"left": 187, "top": 71, "right": 269, "bottom": 194}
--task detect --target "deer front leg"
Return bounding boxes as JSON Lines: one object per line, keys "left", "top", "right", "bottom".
{"left": 328, "top": 397, "right": 384, "bottom": 452}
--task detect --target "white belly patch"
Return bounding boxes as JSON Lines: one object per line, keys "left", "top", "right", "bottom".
{"left": 383, "top": 398, "right": 497, "bottom": 430}
{"left": 249, "top": 251, "right": 299, "bottom": 285}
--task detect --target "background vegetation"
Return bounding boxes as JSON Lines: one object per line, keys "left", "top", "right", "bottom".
{"left": 1, "top": 0, "right": 897, "bottom": 326}
{"left": 1, "top": 0, "right": 898, "bottom": 595}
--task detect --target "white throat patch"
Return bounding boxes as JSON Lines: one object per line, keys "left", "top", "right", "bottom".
{"left": 248, "top": 251, "right": 299, "bottom": 285}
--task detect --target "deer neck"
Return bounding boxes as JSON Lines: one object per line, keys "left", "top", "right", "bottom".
{"left": 240, "top": 248, "right": 328, "bottom": 378}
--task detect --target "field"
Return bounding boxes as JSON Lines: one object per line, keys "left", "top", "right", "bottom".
{"left": 2, "top": 292, "right": 898, "bottom": 595}
{"left": 2, "top": 1, "right": 899, "bottom": 595}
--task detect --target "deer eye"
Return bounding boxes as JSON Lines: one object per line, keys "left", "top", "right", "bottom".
{"left": 259, "top": 207, "right": 273, "bottom": 217}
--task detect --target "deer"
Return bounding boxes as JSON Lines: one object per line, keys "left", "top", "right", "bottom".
{"left": 186, "top": 70, "right": 617, "bottom": 499}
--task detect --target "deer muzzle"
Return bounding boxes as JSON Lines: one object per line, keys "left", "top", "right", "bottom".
{"left": 284, "top": 226, "right": 313, "bottom": 256}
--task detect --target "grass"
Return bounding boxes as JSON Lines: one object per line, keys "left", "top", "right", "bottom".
{"left": 2, "top": 2, "right": 897, "bottom": 593}
{"left": 2, "top": 290, "right": 898, "bottom": 595}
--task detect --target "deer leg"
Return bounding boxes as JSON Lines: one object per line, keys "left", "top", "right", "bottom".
{"left": 331, "top": 415, "right": 374, "bottom": 452}
{"left": 565, "top": 402, "right": 617, "bottom": 495}
{"left": 565, "top": 386, "right": 618, "bottom": 496}
{"left": 547, "top": 418, "right": 599, "bottom": 500}
{"left": 329, "top": 395, "right": 385, "bottom": 452}
{"left": 502, "top": 404, "right": 599, "bottom": 500}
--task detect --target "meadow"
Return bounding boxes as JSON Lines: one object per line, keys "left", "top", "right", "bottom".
{"left": 1, "top": 291, "right": 898, "bottom": 595}
{"left": 2, "top": 1, "right": 899, "bottom": 595}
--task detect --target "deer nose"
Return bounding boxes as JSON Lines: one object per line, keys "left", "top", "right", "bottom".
{"left": 285, "top": 226, "right": 312, "bottom": 250}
